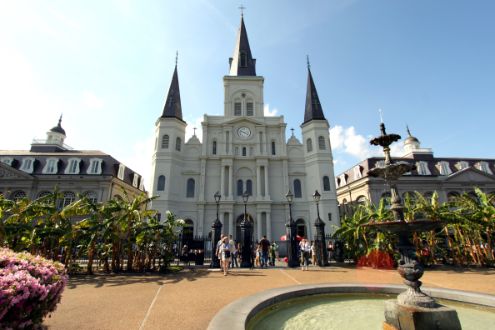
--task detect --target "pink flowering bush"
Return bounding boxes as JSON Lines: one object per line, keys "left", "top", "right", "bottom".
{"left": 0, "top": 248, "right": 68, "bottom": 329}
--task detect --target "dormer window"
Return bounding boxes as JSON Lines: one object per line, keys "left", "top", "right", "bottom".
{"left": 43, "top": 158, "right": 58, "bottom": 174}
{"left": 1, "top": 157, "right": 13, "bottom": 166}
{"left": 456, "top": 161, "right": 469, "bottom": 171}
{"left": 416, "top": 161, "right": 431, "bottom": 175}
{"left": 20, "top": 157, "right": 35, "bottom": 173}
{"left": 354, "top": 166, "right": 362, "bottom": 179}
{"left": 437, "top": 161, "right": 452, "bottom": 176}
{"left": 340, "top": 174, "right": 347, "bottom": 185}
{"left": 246, "top": 101, "right": 254, "bottom": 116}
{"left": 132, "top": 173, "right": 139, "bottom": 187}
{"left": 87, "top": 158, "right": 103, "bottom": 175}
{"left": 240, "top": 52, "right": 247, "bottom": 67}
{"left": 117, "top": 164, "right": 125, "bottom": 180}
{"left": 234, "top": 101, "right": 242, "bottom": 116}
{"left": 139, "top": 179, "right": 145, "bottom": 191}
{"left": 65, "top": 158, "right": 81, "bottom": 174}
{"left": 477, "top": 161, "right": 493, "bottom": 174}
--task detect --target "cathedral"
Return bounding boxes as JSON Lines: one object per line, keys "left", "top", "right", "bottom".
{"left": 150, "top": 14, "right": 339, "bottom": 241}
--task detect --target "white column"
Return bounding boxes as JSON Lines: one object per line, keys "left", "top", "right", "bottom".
{"left": 228, "top": 212, "right": 233, "bottom": 237}
{"left": 256, "top": 166, "right": 261, "bottom": 199}
{"left": 264, "top": 165, "right": 269, "bottom": 198}
{"left": 266, "top": 212, "right": 272, "bottom": 240}
{"left": 228, "top": 166, "right": 233, "bottom": 199}
{"left": 257, "top": 211, "right": 262, "bottom": 241}
{"left": 220, "top": 166, "right": 225, "bottom": 196}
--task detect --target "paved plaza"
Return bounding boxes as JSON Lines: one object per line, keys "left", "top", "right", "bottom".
{"left": 44, "top": 265, "right": 495, "bottom": 330}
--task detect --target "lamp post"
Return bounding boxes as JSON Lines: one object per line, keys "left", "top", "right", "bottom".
{"left": 210, "top": 191, "right": 222, "bottom": 268}
{"left": 313, "top": 190, "right": 329, "bottom": 266}
{"left": 285, "top": 190, "right": 299, "bottom": 267}
{"left": 240, "top": 191, "right": 253, "bottom": 268}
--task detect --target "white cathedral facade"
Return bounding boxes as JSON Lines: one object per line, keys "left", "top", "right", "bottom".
{"left": 150, "top": 15, "right": 339, "bottom": 241}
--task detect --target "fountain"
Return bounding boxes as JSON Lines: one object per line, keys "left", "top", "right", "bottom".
{"left": 366, "top": 122, "right": 461, "bottom": 329}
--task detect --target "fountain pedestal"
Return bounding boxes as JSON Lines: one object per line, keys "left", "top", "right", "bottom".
{"left": 384, "top": 300, "right": 461, "bottom": 330}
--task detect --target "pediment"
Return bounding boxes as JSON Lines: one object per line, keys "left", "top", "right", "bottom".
{"left": 444, "top": 167, "right": 495, "bottom": 183}
{"left": 0, "top": 163, "right": 33, "bottom": 180}
{"left": 221, "top": 116, "right": 265, "bottom": 126}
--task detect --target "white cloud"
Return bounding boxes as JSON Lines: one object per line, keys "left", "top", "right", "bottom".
{"left": 118, "top": 132, "right": 155, "bottom": 192}
{"left": 263, "top": 104, "right": 278, "bottom": 116}
{"left": 330, "top": 124, "right": 407, "bottom": 164}
{"left": 81, "top": 91, "right": 104, "bottom": 109}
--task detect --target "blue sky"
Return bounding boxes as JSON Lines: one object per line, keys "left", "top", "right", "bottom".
{"left": 1, "top": 1, "right": 494, "bottom": 189}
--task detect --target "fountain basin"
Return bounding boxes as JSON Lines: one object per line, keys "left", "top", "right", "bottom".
{"left": 207, "top": 284, "right": 495, "bottom": 330}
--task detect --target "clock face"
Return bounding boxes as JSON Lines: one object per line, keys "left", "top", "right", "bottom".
{"left": 237, "top": 126, "right": 251, "bottom": 139}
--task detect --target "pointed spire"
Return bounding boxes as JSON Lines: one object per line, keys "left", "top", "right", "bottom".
{"left": 406, "top": 125, "right": 412, "bottom": 137}
{"left": 229, "top": 14, "right": 256, "bottom": 76}
{"left": 303, "top": 59, "right": 326, "bottom": 124}
{"left": 161, "top": 55, "right": 184, "bottom": 121}
{"left": 50, "top": 114, "right": 66, "bottom": 135}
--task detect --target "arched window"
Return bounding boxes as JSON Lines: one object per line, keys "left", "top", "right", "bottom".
{"left": 62, "top": 191, "right": 76, "bottom": 207}
{"left": 84, "top": 191, "right": 98, "bottom": 204}
{"left": 246, "top": 180, "right": 253, "bottom": 195}
{"left": 318, "top": 136, "right": 325, "bottom": 150}
{"left": 271, "top": 141, "right": 276, "bottom": 155}
{"left": 11, "top": 190, "right": 27, "bottom": 201}
{"left": 186, "top": 178, "right": 195, "bottom": 197}
{"left": 242, "top": 147, "right": 247, "bottom": 156}
{"left": 294, "top": 179, "right": 302, "bottom": 198}
{"left": 176, "top": 137, "right": 181, "bottom": 151}
{"left": 157, "top": 175, "right": 166, "bottom": 191}
{"left": 356, "top": 196, "right": 367, "bottom": 205}
{"left": 295, "top": 219, "right": 307, "bottom": 238}
{"left": 237, "top": 180, "right": 243, "bottom": 196}
{"left": 307, "top": 138, "right": 313, "bottom": 152}
{"left": 212, "top": 140, "right": 217, "bottom": 155}
{"left": 323, "top": 176, "right": 331, "bottom": 191}
{"left": 246, "top": 101, "right": 254, "bottom": 116}
{"left": 234, "top": 101, "right": 242, "bottom": 116}
{"left": 162, "top": 135, "right": 169, "bottom": 149}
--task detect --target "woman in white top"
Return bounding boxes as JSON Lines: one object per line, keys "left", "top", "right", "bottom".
{"left": 218, "top": 236, "right": 231, "bottom": 276}
{"left": 299, "top": 238, "right": 311, "bottom": 271}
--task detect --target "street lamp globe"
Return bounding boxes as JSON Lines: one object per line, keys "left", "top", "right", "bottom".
{"left": 285, "top": 190, "right": 294, "bottom": 204}
{"left": 214, "top": 191, "right": 221, "bottom": 203}
{"left": 242, "top": 191, "right": 249, "bottom": 203}
{"left": 313, "top": 190, "right": 321, "bottom": 203}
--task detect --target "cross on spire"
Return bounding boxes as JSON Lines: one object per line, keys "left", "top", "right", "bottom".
{"left": 238, "top": 4, "right": 246, "bottom": 16}
{"left": 290, "top": 128, "right": 295, "bottom": 136}
{"left": 193, "top": 127, "right": 197, "bottom": 136}
{"left": 379, "top": 108, "right": 384, "bottom": 123}
{"left": 175, "top": 51, "right": 178, "bottom": 66}
{"left": 306, "top": 55, "right": 311, "bottom": 69}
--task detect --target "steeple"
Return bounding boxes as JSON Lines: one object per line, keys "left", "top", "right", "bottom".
{"left": 50, "top": 114, "right": 66, "bottom": 135}
{"left": 303, "top": 58, "right": 326, "bottom": 124}
{"left": 161, "top": 55, "right": 184, "bottom": 121}
{"left": 229, "top": 14, "right": 256, "bottom": 76}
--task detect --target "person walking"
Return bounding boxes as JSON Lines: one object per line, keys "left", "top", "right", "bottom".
{"left": 218, "top": 236, "right": 231, "bottom": 276}
{"left": 229, "top": 235, "right": 238, "bottom": 268}
{"left": 269, "top": 242, "right": 277, "bottom": 266}
{"left": 310, "top": 240, "right": 316, "bottom": 265}
{"left": 299, "top": 238, "right": 311, "bottom": 271}
{"left": 259, "top": 235, "right": 270, "bottom": 268}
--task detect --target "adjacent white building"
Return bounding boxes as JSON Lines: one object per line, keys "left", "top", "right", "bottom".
{"left": 151, "top": 15, "right": 339, "bottom": 241}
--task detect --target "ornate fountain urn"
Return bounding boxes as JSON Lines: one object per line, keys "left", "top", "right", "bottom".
{"left": 366, "top": 122, "right": 461, "bottom": 330}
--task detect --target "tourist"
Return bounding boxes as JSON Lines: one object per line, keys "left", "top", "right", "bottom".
{"left": 216, "top": 234, "right": 226, "bottom": 271}
{"left": 269, "top": 242, "right": 278, "bottom": 266}
{"left": 219, "top": 236, "right": 231, "bottom": 276}
{"left": 229, "top": 235, "right": 238, "bottom": 268}
{"left": 259, "top": 235, "right": 270, "bottom": 267}
{"left": 255, "top": 244, "right": 261, "bottom": 268}
{"left": 310, "top": 240, "right": 316, "bottom": 265}
{"left": 299, "top": 238, "right": 311, "bottom": 271}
